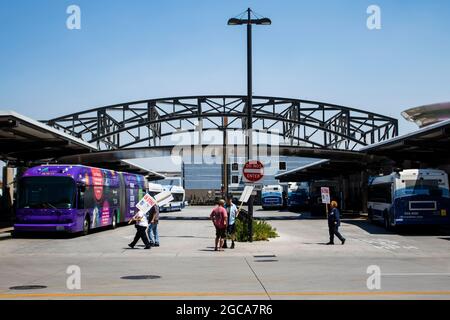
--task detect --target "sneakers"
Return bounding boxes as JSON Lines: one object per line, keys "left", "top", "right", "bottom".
{"left": 154, "top": 243, "right": 160, "bottom": 247}
{"left": 128, "top": 243, "right": 135, "bottom": 249}
{"left": 341, "top": 239, "right": 346, "bottom": 245}
{"left": 230, "top": 242, "right": 235, "bottom": 249}
{"left": 144, "top": 245, "right": 151, "bottom": 249}
{"left": 326, "top": 242, "right": 334, "bottom": 245}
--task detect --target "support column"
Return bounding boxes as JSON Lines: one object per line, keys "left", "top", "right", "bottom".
{"left": 360, "top": 170, "right": 368, "bottom": 213}
{"left": 1, "top": 166, "right": 15, "bottom": 226}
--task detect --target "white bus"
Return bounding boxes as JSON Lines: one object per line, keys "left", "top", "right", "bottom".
{"left": 368, "top": 169, "right": 450, "bottom": 229}
{"left": 155, "top": 177, "right": 185, "bottom": 212}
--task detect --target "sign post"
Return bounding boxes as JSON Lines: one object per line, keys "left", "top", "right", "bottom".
{"left": 321, "top": 187, "right": 331, "bottom": 217}
{"left": 242, "top": 160, "right": 264, "bottom": 242}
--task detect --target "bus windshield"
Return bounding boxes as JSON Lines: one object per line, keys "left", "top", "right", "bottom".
{"left": 18, "top": 177, "right": 76, "bottom": 209}
{"left": 403, "top": 179, "right": 442, "bottom": 197}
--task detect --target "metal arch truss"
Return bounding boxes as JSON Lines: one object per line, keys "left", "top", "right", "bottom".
{"left": 46, "top": 95, "right": 398, "bottom": 151}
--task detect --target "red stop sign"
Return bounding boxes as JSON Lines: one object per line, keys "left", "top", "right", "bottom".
{"left": 243, "top": 160, "right": 264, "bottom": 183}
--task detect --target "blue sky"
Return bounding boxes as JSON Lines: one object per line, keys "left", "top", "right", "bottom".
{"left": 1, "top": 0, "right": 449, "bottom": 171}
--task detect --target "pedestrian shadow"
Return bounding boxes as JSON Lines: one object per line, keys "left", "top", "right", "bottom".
{"left": 123, "top": 245, "right": 148, "bottom": 250}
{"left": 159, "top": 235, "right": 211, "bottom": 239}
{"left": 255, "top": 216, "right": 303, "bottom": 221}
{"left": 198, "top": 247, "right": 217, "bottom": 252}
{"left": 302, "top": 242, "right": 332, "bottom": 245}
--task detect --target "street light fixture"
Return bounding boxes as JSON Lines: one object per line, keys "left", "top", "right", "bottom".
{"left": 228, "top": 8, "right": 271, "bottom": 242}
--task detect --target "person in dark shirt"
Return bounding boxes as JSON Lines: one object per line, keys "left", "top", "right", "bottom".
{"left": 147, "top": 205, "right": 160, "bottom": 247}
{"left": 327, "top": 201, "right": 346, "bottom": 245}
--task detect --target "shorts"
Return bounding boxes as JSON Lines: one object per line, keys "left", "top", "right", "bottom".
{"left": 227, "top": 224, "right": 236, "bottom": 235}
{"left": 215, "top": 227, "right": 226, "bottom": 238}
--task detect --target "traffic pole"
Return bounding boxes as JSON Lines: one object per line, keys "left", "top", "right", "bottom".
{"left": 246, "top": 8, "right": 254, "bottom": 243}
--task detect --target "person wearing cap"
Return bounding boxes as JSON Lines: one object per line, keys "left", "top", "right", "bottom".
{"left": 210, "top": 199, "right": 228, "bottom": 251}
{"left": 128, "top": 209, "right": 151, "bottom": 249}
{"left": 327, "top": 200, "right": 346, "bottom": 245}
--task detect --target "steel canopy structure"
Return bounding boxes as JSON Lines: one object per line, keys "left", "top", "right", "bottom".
{"left": 0, "top": 111, "right": 165, "bottom": 179}
{"left": 45, "top": 95, "right": 399, "bottom": 153}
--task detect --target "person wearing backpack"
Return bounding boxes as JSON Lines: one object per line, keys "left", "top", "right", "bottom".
{"left": 210, "top": 199, "right": 228, "bottom": 251}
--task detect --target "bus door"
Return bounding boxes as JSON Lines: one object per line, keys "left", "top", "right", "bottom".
{"left": 118, "top": 173, "right": 127, "bottom": 223}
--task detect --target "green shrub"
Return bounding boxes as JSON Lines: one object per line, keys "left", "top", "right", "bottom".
{"left": 235, "top": 219, "right": 278, "bottom": 242}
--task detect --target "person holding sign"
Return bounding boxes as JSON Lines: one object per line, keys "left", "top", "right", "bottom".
{"left": 128, "top": 210, "right": 151, "bottom": 249}
{"left": 327, "top": 201, "right": 346, "bottom": 245}
{"left": 210, "top": 199, "right": 228, "bottom": 251}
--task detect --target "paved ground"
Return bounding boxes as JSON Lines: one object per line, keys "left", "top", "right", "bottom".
{"left": 0, "top": 206, "right": 449, "bottom": 300}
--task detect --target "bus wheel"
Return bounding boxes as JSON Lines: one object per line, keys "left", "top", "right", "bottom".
{"left": 383, "top": 212, "right": 391, "bottom": 230}
{"left": 111, "top": 212, "right": 117, "bottom": 229}
{"left": 368, "top": 209, "right": 373, "bottom": 223}
{"left": 82, "top": 216, "right": 90, "bottom": 236}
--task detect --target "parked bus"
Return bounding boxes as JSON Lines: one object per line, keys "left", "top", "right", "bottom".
{"left": 287, "top": 182, "right": 310, "bottom": 211}
{"left": 14, "top": 165, "right": 147, "bottom": 235}
{"left": 155, "top": 177, "right": 185, "bottom": 212}
{"left": 368, "top": 169, "right": 450, "bottom": 229}
{"left": 261, "top": 185, "right": 283, "bottom": 210}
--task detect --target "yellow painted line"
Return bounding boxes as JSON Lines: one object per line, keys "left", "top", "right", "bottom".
{"left": 1, "top": 291, "right": 450, "bottom": 298}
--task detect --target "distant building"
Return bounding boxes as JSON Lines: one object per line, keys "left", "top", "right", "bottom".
{"left": 182, "top": 156, "right": 318, "bottom": 204}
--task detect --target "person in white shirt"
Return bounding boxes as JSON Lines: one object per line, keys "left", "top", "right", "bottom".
{"left": 128, "top": 210, "right": 151, "bottom": 249}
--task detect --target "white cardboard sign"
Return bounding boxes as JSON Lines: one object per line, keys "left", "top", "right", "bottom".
{"left": 155, "top": 191, "right": 174, "bottom": 207}
{"left": 321, "top": 187, "right": 331, "bottom": 204}
{"left": 239, "top": 185, "right": 255, "bottom": 203}
{"left": 136, "top": 193, "right": 158, "bottom": 214}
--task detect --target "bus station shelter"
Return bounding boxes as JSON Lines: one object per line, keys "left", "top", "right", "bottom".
{"left": 0, "top": 111, "right": 164, "bottom": 226}
{"left": 276, "top": 118, "right": 450, "bottom": 213}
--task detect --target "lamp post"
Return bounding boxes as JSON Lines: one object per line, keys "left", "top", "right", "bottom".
{"left": 228, "top": 8, "right": 271, "bottom": 242}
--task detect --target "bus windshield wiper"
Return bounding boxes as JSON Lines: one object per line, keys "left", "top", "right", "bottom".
{"left": 43, "top": 202, "right": 58, "bottom": 209}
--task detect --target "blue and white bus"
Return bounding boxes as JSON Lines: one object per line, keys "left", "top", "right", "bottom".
{"left": 155, "top": 177, "right": 185, "bottom": 212}
{"left": 287, "top": 182, "right": 310, "bottom": 210}
{"left": 368, "top": 169, "right": 450, "bottom": 229}
{"left": 261, "top": 185, "right": 283, "bottom": 210}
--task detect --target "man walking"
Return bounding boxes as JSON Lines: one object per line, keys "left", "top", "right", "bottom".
{"left": 223, "top": 196, "right": 238, "bottom": 249}
{"left": 327, "top": 200, "right": 346, "bottom": 245}
{"left": 147, "top": 205, "right": 160, "bottom": 247}
{"left": 210, "top": 199, "right": 228, "bottom": 251}
{"left": 128, "top": 210, "right": 151, "bottom": 249}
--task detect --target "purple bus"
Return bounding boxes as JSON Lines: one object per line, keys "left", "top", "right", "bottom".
{"left": 14, "top": 165, "right": 147, "bottom": 235}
